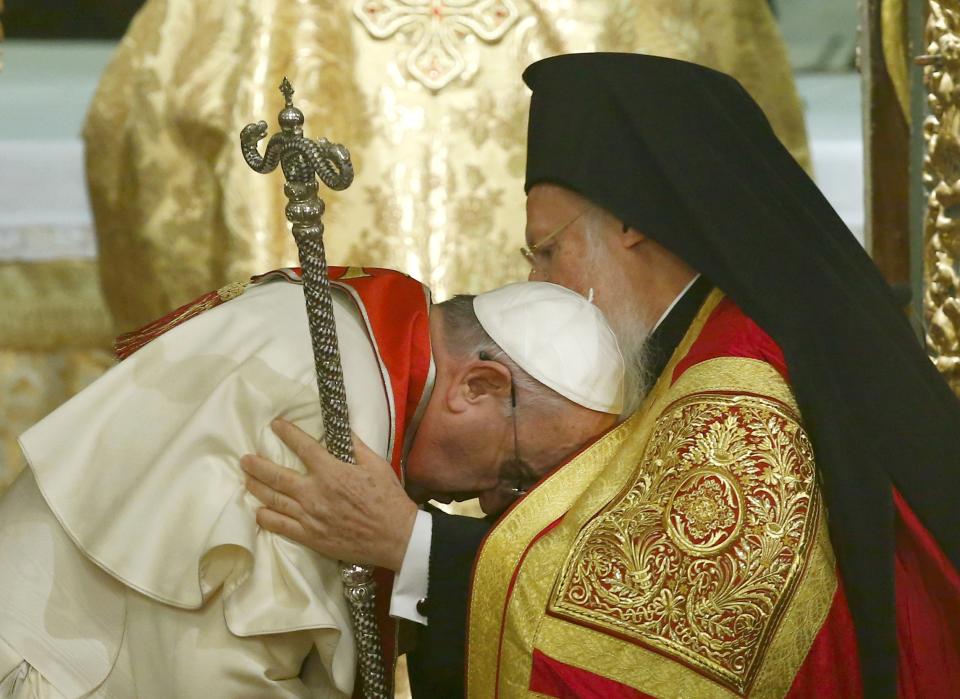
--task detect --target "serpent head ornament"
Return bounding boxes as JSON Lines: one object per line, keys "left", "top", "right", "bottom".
{"left": 240, "top": 78, "right": 354, "bottom": 191}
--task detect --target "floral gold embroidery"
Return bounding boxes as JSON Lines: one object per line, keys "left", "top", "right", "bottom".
{"left": 666, "top": 468, "right": 744, "bottom": 555}
{"left": 550, "top": 392, "right": 820, "bottom": 695}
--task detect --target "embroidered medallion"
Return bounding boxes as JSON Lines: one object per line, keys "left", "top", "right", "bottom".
{"left": 353, "top": 0, "right": 520, "bottom": 91}
{"left": 550, "top": 392, "right": 820, "bottom": 695}
{"left": 665, "top": 468, "right": 744, "bottom": 556}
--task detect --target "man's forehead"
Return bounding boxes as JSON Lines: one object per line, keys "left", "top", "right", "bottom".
{"left": 527, "top": 183, "right": 590, "bottom": 210}
{"left": 525, "top": 184, "right": 590, "bottom": 235}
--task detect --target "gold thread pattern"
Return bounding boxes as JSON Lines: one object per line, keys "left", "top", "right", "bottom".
{"left": 550, "top": 392, "right": 820, "bottom": 695}
{"left": 215, "top": 280, "right": 250, "bottom": 302}
{"left": 665, "top": 467, "right": 745, "bottom": 556}
{"left": 339, "top": 266, "right": 373, "bottom": 279}
{"left": 466, "top": 291, "right": 724, "bottom": 699}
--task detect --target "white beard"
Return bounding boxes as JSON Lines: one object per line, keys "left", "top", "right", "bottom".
{"left": 584, "top": 244, "right": 654, "bottom": 417}
{"left": 603, "top": 292, "right": 653, "bottom": 417}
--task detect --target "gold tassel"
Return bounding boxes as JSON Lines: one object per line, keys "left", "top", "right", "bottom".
{"left": 114, "top": 281, "right": 249, "bottom": 359}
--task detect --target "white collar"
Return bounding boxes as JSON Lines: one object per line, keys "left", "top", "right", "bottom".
{"left": 651, "top": 274, "right": 702, "bottom": 332}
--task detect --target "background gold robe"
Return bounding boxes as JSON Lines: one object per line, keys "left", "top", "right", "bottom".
{"left": 84, "top": 0, "right": 809, "bottom": 332}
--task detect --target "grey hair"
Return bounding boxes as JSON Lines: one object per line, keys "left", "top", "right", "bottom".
{"left": 435, "top": 294, "right": 573, "bottom": 415}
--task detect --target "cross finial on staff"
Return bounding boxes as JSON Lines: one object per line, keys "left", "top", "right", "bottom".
{"left": 280, "top": 77, "right": 295, "bottom": 107}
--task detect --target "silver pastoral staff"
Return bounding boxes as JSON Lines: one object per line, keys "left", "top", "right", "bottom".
{"left": 240, "top": 79, "right": 389, "bottom": 699}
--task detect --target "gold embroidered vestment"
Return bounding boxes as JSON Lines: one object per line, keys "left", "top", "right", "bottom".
{"left": 467, "top": 293, "right": 839, "bottom": 698}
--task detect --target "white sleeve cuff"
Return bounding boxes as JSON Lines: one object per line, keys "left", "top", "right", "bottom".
{"left": 389, "top": 509, "right": 432, "bottom": 625}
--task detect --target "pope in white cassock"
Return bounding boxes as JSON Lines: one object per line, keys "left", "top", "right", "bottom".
{"left": 0, "top": 266, "right": 623, "bottom": 698}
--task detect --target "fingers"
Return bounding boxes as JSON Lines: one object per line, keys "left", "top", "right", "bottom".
{"left": 272, "top": 418, "right": 335, "bottom": 475}
{"left": 351, "top": 431, "right": 377, "bottom": 462}
{"left": 240, "top": 453, "right": 304, "bottom": 497}
{"left": 350, "top": 430, "right": 401, "bottom": 483}
{"left": 244, "top": 473, "right": 303, "bottom": 519}
{"left": 255, "top": 507, "right": 310, "bottom": 547}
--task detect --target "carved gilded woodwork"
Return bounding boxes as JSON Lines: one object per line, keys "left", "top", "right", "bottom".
{"left": 550, "top": 392, "right": 820, "bottom": 695}
{"left": 883, "top": 0, "right": 912, "bottom": 121}
{"left": 921, "top": 1, "right": 960, "bottom": 393}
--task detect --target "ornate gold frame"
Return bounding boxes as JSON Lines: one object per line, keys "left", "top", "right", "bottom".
{"left": 920, "top": 1, "right": 960, "bottom": 394}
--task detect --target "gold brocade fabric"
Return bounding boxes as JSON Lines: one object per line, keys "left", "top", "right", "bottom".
{"left": 0, "top": 260, "right": 114, "bottom": 494}
{"left": 468, "top": 294, "right": 838, "bottom": 698}
{"left": 549, "top": 382, "right": 823, "bottom": 695}
{"left": 84, "top": 0, "right": 809, "bottom": 333}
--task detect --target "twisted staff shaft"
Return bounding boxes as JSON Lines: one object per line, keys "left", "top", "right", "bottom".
{"left": 294, "top": 223, "right": 356, "bottom": 466}
{"left": 241, "top": 77, "right": 388, "bottom": 698}
{"left": 291, "top": 204, "right": 389, "bottom": 699}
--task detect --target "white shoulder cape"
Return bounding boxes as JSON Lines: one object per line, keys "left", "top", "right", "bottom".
{"left": 4, "top": 280, "right": 391, "bottom": 696}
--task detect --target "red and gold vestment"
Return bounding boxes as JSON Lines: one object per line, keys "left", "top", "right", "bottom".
{"left": 467, "top": 291, "right": 960, "bottom": 698}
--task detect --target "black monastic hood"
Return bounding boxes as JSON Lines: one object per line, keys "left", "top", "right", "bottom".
{"left": 523, "top": 52, "right": 960, "bottom": 697}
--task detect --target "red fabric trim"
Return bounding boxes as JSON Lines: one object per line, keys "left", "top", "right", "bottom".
{"left": 328, "top": 267, "right": 432, "bottom": 472}
{"left": 786, "top": 578, "right": 862, "bottom": 698}
{"left": 325, "top": 267, "right": 432, "bottom": 697}
{"left": 530, "top": 649, "right": 652, "bottom": 698}
{"left": 672, "top": 297, "right": 788, "bottom": 382}
{"left": 893, "top": 488, "right": 960, "bottom": 698}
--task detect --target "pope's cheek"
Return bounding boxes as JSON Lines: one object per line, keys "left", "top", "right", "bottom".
{"left": 402, "top": 458, "right": 440, "bottom": 493}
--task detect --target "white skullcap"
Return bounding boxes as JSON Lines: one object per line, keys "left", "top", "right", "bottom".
{"left": 473, "top": 282, "right": 625, "bottom": 414}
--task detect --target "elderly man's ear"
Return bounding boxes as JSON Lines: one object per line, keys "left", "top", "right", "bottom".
{"left": 447, "top": 360, "right": 513, "bottom": 413}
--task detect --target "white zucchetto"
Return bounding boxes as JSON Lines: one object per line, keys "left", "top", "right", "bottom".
{"left": 473, "top": 281, "right": 625, "bottom": 414}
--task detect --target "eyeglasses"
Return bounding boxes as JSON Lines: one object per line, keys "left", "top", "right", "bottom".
{"left": 505, "top": 378, "right": 527, "bottom": 495}
{"left": 479, "top": 351, "right": 537, "bottom": 498}
{"left": 520, "top": 207, "right": 591, "bottom": 269}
